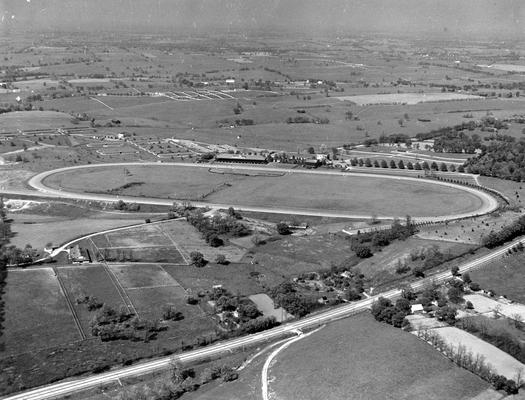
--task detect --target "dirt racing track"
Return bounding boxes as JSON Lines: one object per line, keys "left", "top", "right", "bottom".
{"left": 27, "top": 162, "right": 500, "bottom": 223}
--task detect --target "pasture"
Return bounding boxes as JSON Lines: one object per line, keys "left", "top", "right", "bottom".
{"left": 3, "top": 268, "right": 81, "bottom": 354}
{"left": 9, "top": 214, "right": 146, "bottom": 250}
{"left": 42, "top": 164, "right": 486, "bottom": 218}
{"left": 0, "top": 110, "right": 78, "bottom": 133}
{"left": 108, "top": 263, "right": 209, "bottom": 325}
{"left": 415, "top": 211, "right": 521, "bottom": 244}
{"left": 270, "top": 313, "right": 488, "bottom": 400}
{"left": 470, "top": 253, "right": 525, "bottom": 304}
{"left": 85, "top": 219, "right": 248, "bottom": 264}
{"left": 57, "top": 265, "right": 127, "bottom": 336}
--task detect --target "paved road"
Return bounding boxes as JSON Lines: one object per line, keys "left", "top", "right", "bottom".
{"left": 25, "top": 162, "right": 499, "bottom": 223}
{"left": 4, "top": 236, "right": 522, "bottom": 400}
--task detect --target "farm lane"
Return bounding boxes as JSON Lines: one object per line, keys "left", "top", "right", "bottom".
{"left": 25, "top": 161, "right": 499, "bottom": 223}
{"left": 5, "top": 235, "right": 524, "bottom": 400}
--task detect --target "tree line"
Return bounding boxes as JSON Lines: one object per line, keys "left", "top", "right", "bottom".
{"left": 481, "top": 215, "right": 525, "bottom": 248}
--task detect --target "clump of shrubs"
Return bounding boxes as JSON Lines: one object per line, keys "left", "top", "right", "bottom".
{"left": 371, "top": 297, "right": 411, "bottom": 328}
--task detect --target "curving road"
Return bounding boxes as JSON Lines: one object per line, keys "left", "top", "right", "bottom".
{"left": 4, "top": 235, "right": 523, "bottom": 400}
{"left": 26, "top": 162, "right": 499, "bottom": 223}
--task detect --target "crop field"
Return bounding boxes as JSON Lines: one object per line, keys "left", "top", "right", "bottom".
{"left": 336, "top": 92, "right": 485, "bottom": 105}
{"left": 57, "top": 265, "right": 127, "bottom": 336}
{"left": 268, "top": 313, "right": 488, "bottom": 400}
{"left": 109, "top": 263, "right": 182, "bottom": 289}
{"left": 464, "top": 294, "right": 525, "bottom": 320}
{"left": 0, "top": 110, "right": 78, "bottom": 133}
{"left": 108, "top": 263, "right": 206, "bottom": 320}
{"left": 426, "top": 327, "right": 524, "bottom": 379}
{"left": 485, "top": 64, "right": 525, "bottom": 72}
{"left": 3, "top": 268, "right": 81, "bottom": 355}
{"left": 86, "top": 219, "right": 247, "bottom": 264}
{"left": 90, "top": 225, "right": 187, "bottom": 264}
{"left": 43, "top": 165, "right": 485, "bottom": 218}
{"left": 104, "top": 225, "right": 174, "bottom": 247}
{"left": 469, "top": 253, "right": 525, "bottom": 303}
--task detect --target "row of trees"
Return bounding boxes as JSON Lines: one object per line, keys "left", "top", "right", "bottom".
{"left": 458, "top": 316, "right": 525, "bottom": 364}
{"left": 349, "top": 157, "right": 463, "bottom": 173}
{"left": 0, "top": 199, "right": 10, "bottom": 347}
{"left": 350, "top": 217, "right": 417, "bottom": 259}
{"left": 481, "top": 214, "right": 525, "bottom": 248}
{"left": 417, "top": 329, "right": 520, "bottom": 394}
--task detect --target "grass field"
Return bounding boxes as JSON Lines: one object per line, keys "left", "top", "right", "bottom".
{"left": 0, "top": 111, "right": 80, "bottom": 133}
{"left": 269, "top": 313, "right": 488, "bottom": 400}
{"left": 478, "top": 176, "right": 524, "bottom": 207}
{"left": 108, "top": 263, "right": 212, "bottom": 331}
{"left": 415, "top": 211, "right": 521, "bottom": 244}
{"left": 10, "top": 215, "right": 146, "bottom": 250}
{"left": 159, "top": 219, "right": 246, "bottom": 262}
{"left": 3, "top": 268, "right": 81, "bottom": 354}
{"left": 470, "top": 253, "right": 525, "bottom": 303}
{"left": 57, "top": 265, "right": 128, "bottom": 336}
{"left": 163, "top": 263, "right": 263, "bottom": 296}
{"left": 86, "top": 219, "right": 247, "bottom": 264}
{"left": 43, "top": 164, "right": 485, "bottom": 217}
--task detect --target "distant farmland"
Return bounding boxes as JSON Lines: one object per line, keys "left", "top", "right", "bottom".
{"left": 336, "top": 92, "right": 485, "bottom": 106}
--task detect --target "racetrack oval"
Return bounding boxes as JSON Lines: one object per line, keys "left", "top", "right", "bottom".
{"left": 31, "top": 162, "right": 498, "bottom": 222}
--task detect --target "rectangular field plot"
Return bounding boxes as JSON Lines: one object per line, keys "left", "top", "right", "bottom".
{"left": 159, "top": 220, "right": 246, "bottom": 262}
{"left": 109, "top": 264, "right": 182, "bottom": 289}
{"left": 100, "top": 246, "right": 185, "bottom": 264}
{"left": 163, "top": 264, "right": 262, "bottom": 296}
{"left": 3, "top": 269, "right": 81, "bottom": 354}
{"left": 57, "top": 265, "right": 127, "bottom": 336}
{"left": 125, "top": 286, "right": 201, "bottom": 321}
{"left": 104, "top": 225, "right": 173, "bottom": 248}
{"left": 335, "top": 92, "right": 484, "bottom": 105}
{"left": 470, "top": 254, "right": 525, "bottom": 304}
{"left": 425, "top": 327, "right": 525, "bottom": 379}
{"left": 90, "top": 233, "right": 112, "bottom": 249}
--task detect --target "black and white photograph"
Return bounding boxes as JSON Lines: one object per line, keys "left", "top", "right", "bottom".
{"left": 0, "top": 1, "right": 524, "bottom": 399}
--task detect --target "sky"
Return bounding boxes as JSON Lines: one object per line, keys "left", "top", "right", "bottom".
{"left": 0, "top": 0, "right": 524, "bottom": 38}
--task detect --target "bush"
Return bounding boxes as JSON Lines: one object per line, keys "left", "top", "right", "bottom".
{"left": 469, "top": 282, "right": 481, "bottom": 291}
{"left": 190, "top": 251, "right": 206, "bottom": 267}
{"left": 162, "top": 304, "right": 184, "bottom": 321}
{"left": 207, "top": 234, "right": 223, "bottom": 247}
{"left": 276, "top": 222, "right": 290, "bottom": 235}
{"left": 215, "top": 254, "right": 227, "bottom": 264}
{"left": 354, "top": 244, "right": 372, "bottom": 258}
{"left": 413, "top": 267, "right": 425, "bottom": 278}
